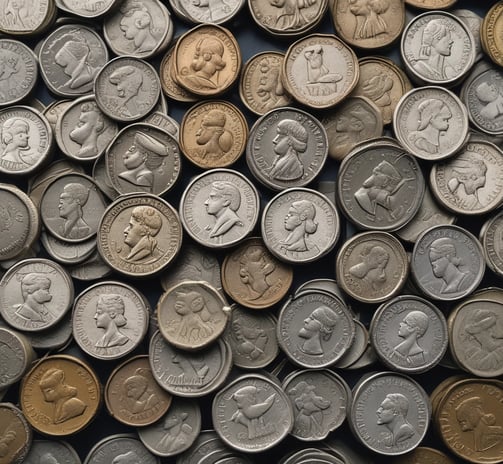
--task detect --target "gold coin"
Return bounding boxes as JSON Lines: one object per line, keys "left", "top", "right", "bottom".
{"left": 481, "top": 2, "right": 503, "bottom": 68}
{"left": 180, "top": 100, "right": 248, "bottom": 169}
{"left": 20, "top": 354, "right": 101, "bottom": 436}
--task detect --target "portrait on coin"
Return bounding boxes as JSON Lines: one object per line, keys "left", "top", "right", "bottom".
{"left": 122, "top": 368, "right": 159, "bottom": 414}
{"left": 0, "top": 117, "right": 37, "bottom": 169}
{"left": 392, "top": 310, "right": 429, "bottom": 366}
{"left": 298, "top": 305, "right": 338, "bottom": 356}
{"left": 204, "top": 181, "right": 243, "bottom": 239}
{"left": 69, "top": 101, "right": 108, "bottom": 159}
{"left": 268, "top": 0, "right": 315, "bottom": 31}
{"left": 447, "top": 154, "right": 487, "bottom": 210}
{"left": 475, "top": 81, "right": 503, "bottom": 120}
{"left": 123, "top": 205, "right": 164, "bottom": 263}
{"left": 112, "top": 451, "right": 140, "bottom": 464}
{"left": 39, "top": 367, "right": 87, "bottom": 424}
{"left": 349, "top": 0, "right": 389, "bottom": 40}
{"left": 174, "top": 290, "right": 213, "bottom": 343}
{"left": 159, "top": 411, "right": 193, "bottom": 452}
{"left": 303, "top": 45, "right": 341, "bottom": 96}
{"left": 0, "top": 50, "right": 20, "bottom": 100}
{"left": 376, "top": 393, "right": 415, "bottom": 446}
{"left": 195, "top": 109, "right": 233, "bottom": 160}
{"left": 238, "top": 245, "right": 276, "bottom": 300}
{"left": 94, "top": 294, "right": 130, "bottom": 348}
{"left": 184, "top": 38, "right": 226, "bottom": 91}
{"left": 349, "top": 244, "right": 389, "bottom": 292}
{"left": 119, "top": 0, "right": 158, "bottom": 54}
{"left": 108, "top": 65, "right": 144, "bottom": 117}
{"left": 280, "top": 199, "right": 319, "bottom": 255}
{"left": 4, "top": 0, "right": 30, "bottom": 28}
{"left": 256, "top": 57, "right": 290, "bottom": 111}
{"left": 13, "top": 273, "right": 53, "bottom": 323}
{"left": 0, "top": 429, "right": 16, "bottom": 458}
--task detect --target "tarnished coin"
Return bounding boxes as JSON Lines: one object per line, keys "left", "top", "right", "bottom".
{"left": 437, "top": 378, "right": 503, "bottom": 464}
{"left": 173, "top": 24, "right": 241, "bottom": 97}
{"left": 38, "top": 24, "right": 108, "bottom": 98}
{"left": 137, "top": 397, "right": 201, "bottom": 457}
{"left": 0, "top": 39, "right": 38, "bottom": 107}
{"left": 20, "top": 355, "right": 101, "bottom": 436}
{"left": 223, "top": 303, "right": 278, "bottom": 369}
{"left": 0, "top": 184, "right": 40, "bottom": 261}
{"left": 370, "top": 295, "right": 448, "bottom": 373}
{"left": 103, "top": 0, "right": 173, "bottom": 59}
{"left": 180, "top": 169, "right": 259, "bottom": 249}
{"left": 55, "top": 0, "right": 119, "bottom": 17}
{"left": 277, "top": 290, "right": 355, "bottom": 368}
{"left": 105, "top": 123, "right": 181, "bottom": 196}
{"left": 23, "top": 439, "right": 81, "bottom": 464}
{"left": 481, "top": 210, "right": 503, "bottom": 279}
{"left": 40, "top": 173, "right": 108, "bottom": 243}
{"left": 393, "top": 446, "right": 456, "bottom": 464}
{"left": 179, "top": 0, "right": 244, "bottom": 24}
{"left": 331, "top": 0, "right": 405, "bottom": 49}
{"left": 283, "top": 369, "right": 349, "bottom": 441}
{"left": 449, "top": 298, "right": 503, "bottom": 378}
{"left": 401, "top": 11, "right": 475, "bottom": 86}
{"left": 72, "top": 280, "right": 149, "bottom": 360}
{"left": 94, "top": 56, "right": 161, "bottom": 122}
{"left": 221, "top": 237, "right": 293, "bottom": 310}
{"left": 322, "top": 96, "right": 383, "bottom": 161}
{"left": 0, "top": 403, "right": 32, "bottom": 464}
{"left": 352, "top": 56, "right": 412, "bottom": 125}
{"left": 55, "top": 95, "right": 118, "bottom": 162}
{"left": 336, "top": 231, "right": 408, "bottom": 304}
{"left": 105, "top": 355, "right": 171, "bottom": 427}
{"left": 394, "top": 86, "right": 469, "bottom": 161}
{"left": 262, "top": 188, "right": 339, "bottom": 264}
{"left": 212, "top": 373, "right": 294, "bottom": 453}
{"left": 239, "top": 51, "right": 292, "bottom": 116}
{"left": 97, "top": 193, "right": 182, "bottom": 277}
{"left": 0, "top": 258, "right": 73, "bottom": 332}
{"left": 350, "top": 371, "right": 430, "bottom": 455}
{"left": 248, "top": 0, "right": 327, "bottom": 37}
{"left": 157, "top": 280, "right": 229, "bottom": 351}
{"left": 0, "top": 105, "right": 53, "bottom": 176}
{"left": 282, "top": 34, "right": 358, "bottom": 109}
{"left": 180, "top": 100, "right": 247, "bottom": 169}
{"left": 149, "top": 331, "right": 232, "bottom": 397}
{"left": 0, "top": 327, "right": 36, "bottom": 390}
{"left": 411, "top": 225, "right": 485, "bottom": 301}
{"left": 481, "top": 2, "right": 503, "bottom": 68}
{"left": 246, "top": 107, "right": 328, "bottom": 191}
{"left": 336, "top": 140, "right": 425, "bottom": 231}
{"left": 84, "top": 434, "right": 159, "bottom": 464}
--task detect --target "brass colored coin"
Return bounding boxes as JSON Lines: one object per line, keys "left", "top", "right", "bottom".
{"left": 105, "top": 355, "right": 172, "bottom": 427}
{"left": 221, "top": 237, "right": 293, "bottom": 310}
{"left": 404, "top": 0, "right": 458, "bottom": 9}
{"left": 430, "top": 375, "right": 466, "bottom": 419}
{"left": 180, "top": 100, "right": 247, "bottom": 169}
{"left": 0, "top": 403, "right": 32, "bottom": 464}
{"left": 173, "top": 24, "right": 241, "bottom": 97}
{"left": 437, "top": 378, "right": 503, "bottom": 464}
{"left": 20, "top": 354, "right": 101, "bottom": 436}
{"left": 393, "top": 446, "right": 457, "bottom": 464}
{"left": 481, "top": 2, "right": 503, "bottom": 68}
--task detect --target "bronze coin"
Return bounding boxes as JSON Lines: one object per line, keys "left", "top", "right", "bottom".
{"left": 481, "top": 2, "right": 503, "bottom": 68}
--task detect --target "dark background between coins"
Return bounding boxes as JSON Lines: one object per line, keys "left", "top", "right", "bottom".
{"left": 1, "top": 0, "right": 497, "bottom": 462}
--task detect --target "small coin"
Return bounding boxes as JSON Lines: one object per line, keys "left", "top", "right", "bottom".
{"left": 55, "top": 0, "right": 119, "bottom": 17}
{"left": 40, "top": 229, "right": 96, "bottom": 265}
{"left": 179, "top": 0, "right": 245, "bottom": 24}
{"left": 84, "top": 434, "right": 159, "bottom": 464}
{"left": 0, "top": 327, "right": 36, "bottom": 390}
{"left": 481, "top": 2, "right": 503, "bottom": 68}
{"left": 20, "top": 354, "right": 101, "bottom": 436}
{"left": 23, "top": 439, "right": 81, "bottom": 464}
{"left": 480, "top": 210, "right": 503, "bottom": 279}
{"left": 0, "top": 403, "right": 32, "bottom": 464}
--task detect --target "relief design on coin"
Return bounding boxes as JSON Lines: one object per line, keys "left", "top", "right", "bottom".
{"left": 181, "top": 0, "right": 244, "bottom": 24}
{"left": 180, "top": 169, "right": 259, "bottom": 249}
{"left": 394, "top": 86, "right": 469, "bottom": 161}
{"left": 106, "top": 123, "right": 181, "bottom": 196}
{"left": 0, "top": 0, "right": 50, "bottom": 34}
{"left": 482, "top": 211, "right": 503, "bottom": 278}
{"left": 411, "top": 225, "right": 485, "bottom": 301}
{"left": 282, "top": 34, "right": 358, "bottom": 109}
{"left": 262, "top": 188, "right": 339, "bottom": 264}
{"left": 278, "top": 291, "right": 355, "bottom": 368}
{"left": 0, "top": 258, "right": 73, "bottom": 332}
{"left": 55, "top": 0, "right": 118, "bottom": 17}
{"left": 337, "top": 232, "right": 408, "bottom": 304}
{"left": 0, "top": 403, "right": 32, "bottom": 464}
{"left": 98, "top": 194, "right": 182, "bottom": 277}
{"left": 85, "top": 435, "right": 159, "bottom": 464}
{"left": 23, "top": 440, "right": 80, "bottom": 464}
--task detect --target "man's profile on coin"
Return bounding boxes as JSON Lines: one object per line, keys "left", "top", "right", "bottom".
{"left": 195, "top": 109, "right": 233, "bottom": 160}
{"left": 204, "top": 181, "right": 243, "bottom": 238}
{"left": 94, "top": 294, "right": 130, "bottom": 348}
{"left": 69, "top": 101, "right": 107, "bottom": 159}
{"left": 14, "top": 273, "right": 53, "bottom": 323}
{"left": 119, "top": 1, "right": 157, "bottom": 54}
{"left": 123, "top": 205, "right": 163, "bottom": 263}
{"left": 298, "top": 305, "right": 338, "bottom": 356}
{"left": 392, "top": 311, "right": 429, "bottom": 365}
{"left": 122, "top": 368, "right": 159, "bottom": 414}
{"left": 109, "top": 65, "right": 144, "bottom": 117}
{"left": 376, "top": 393, "right": 415, "bottom": 446}
{"left": 185, "top": 38, "right": 226, "bottom": 90}
{"left": 57, "top": 183, "right": 91, "bottom": 239}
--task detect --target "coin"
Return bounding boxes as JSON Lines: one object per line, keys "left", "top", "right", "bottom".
{"left": 481, "top": 2, "right": 503, "bottom": 68}
{"left": 393, "top": 446, "right": 457, "bottom": 464}
{"left": 480, "top": 210, "right": 503, "bottom": 279}
{"left": 20, "top": 354, "right": 101, "bottom": 436}
{"left": 0, "top": 327, "right": 36, "bottom": 390}
{"left": 55, "top": 0, "right": 119, "bottom": 17}
{"left": 68, "top": 250, "right": 112, "bottom": 281}
{"left": 178, "top": 0, "right": 245, "bottom": 24}
{"left": 97, "top": 193, "right": 183, "bottom": 277}
{"left": 0, "top": 403, "right": 32, "bottom": 464}
{"left": 142, "top": 111, "right": 180, "bottom": 140}
{"left": 84, "top": 434, "right": 160, "bottom": 464}
{"left": 0, "top": 0, "right": 54, "bottom": 36}
{"left": 23, "top": 439, "right": 81, "bottom": 464}
{"left": 43, "top": 99, "right": 72, "bottom": 132}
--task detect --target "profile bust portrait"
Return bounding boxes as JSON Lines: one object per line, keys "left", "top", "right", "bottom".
{"left": 349, "top": 244, "right": 389, "bottom": 291}
{"left": 195, "top": 109, "right": 233, "bottom": 160}
{"left": 185, "top": 38, "right": 226, "bottom": 90}
{"left": 280, "top": 199, "right": 318, "bottom": 253}
{"left": 14, "top": 273, "right": 53, "bottom": 323}
{"left": 119, "top": 0, "right": 158, "bottom": 54}
{"left": 94, "top": 293, "right": 130, "bottom": 348}
{"left": 376, "top": 393, "right": 415, "bottom": 447}
{"left": 123, "top": 205, "right": 163, "bottom": 263}
{"left": 393, "top": 310, "right": 429, "bottom": 365}
{"left": 57, "top": 183, "right": 91, "bottom": 240}
{"left": 204, "top": 181, "right": 243, "bottom": 239}
{"left": 69, "top": 101, "right": 107, "bottom": 159}
{"left": 298, "top": 305, "right": 338, "bottom": 356}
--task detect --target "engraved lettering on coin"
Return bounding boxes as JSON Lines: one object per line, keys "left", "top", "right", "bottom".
{"left": 280, "top": 199, "right": 319, "bottom": 255}
{"left": 123, "top": 368, "right": 160, "bottom": 414}
{"left": 231, "top": 385, "right": 276, "bottom": 440}
{"left": 303, "top": 45, "right": 341, "bottom": 96}
{"left": 376, "top": 393, "right": 416, "bottom": 447}
{"left": 350, "top": 0, "right": 389, "bottom": 40}
{"left": 298, "top": 305, "right": 337, "bottom": 356}
{"left": 476, "top": 81, "right": 503, "bottom": 120}
{"left": 270, "top": 119, "right": 306, "bottom": 181}
{"left": 269, "top": 0, "right": 317, "bottom": 31}
{"left": 173, "top": 290, "right": 214, "bottom": 344}
{"left": 94, "top": 294, "right": 130, "bottom": 348}
{"left": 348, "top": 244, "right": 389, "bottom": 292}
{"left": 195, "top": 110, "right": 233, "bottom": 160}
{"left": 109, "top": 65, "right": 145, "bottom": 117}
{"left": 39, "top": 368, "right": 87, "bottom": 424}
{"left": 204, "top": 181, "right": 243, "bottom": 238}
{"left": 0, "top": 117, "right": 36, "bottom": 169}
{"left": 55, "top": 183, "right": 91, "bottom": 240}
{"left": 183, "top": 37, "right": 226, "bottom": 91}
{"left": 455, "top": 396, "right": 503, "bottom": 452}
{"left": 14, "top": 273, "right": 53, "bottom": 323}
{"left": 159, "top": 411, "right": 193, "bottom": 452}
{"left": 119, "top": 1, "right": 158, "bottom": 54}
{"left": 393, "top": 311, "right": 429, "bottom": 365}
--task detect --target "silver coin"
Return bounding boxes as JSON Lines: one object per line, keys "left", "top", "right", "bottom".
{"left": 411, "top": 225, "right": 485, "bottom": 301}
{"left": 0, "top": 327, "right": 36, "bottom": 390}
{"left": 94, "top": 56, "right": 161, "bottom": 122}
{"left": 175, "top": 0, "right": 244, "bottom": 24}
{"left": 72, "top": 280, "right": 149, "bottom": 360}
{"left": 68, "top": 250, "right": 112, "bottom": 281}
{"left": 261, "top": 188, "right": 339, "bottom": 264}
{"left": 0, "top": 39, "right": 38, "bottom": 107}
{"left": 142, "top": 111, "right": 179, "bottom": 140}
{"left": 283, "top": 369, "right": 349, "bottom": 441}
{"left": 452, "top": 9, "right": 484, "bottom": 63}
{"left": 294, "top": 278, "right": 346, "bottom": 304}
{"left": 177, "top": 430, "right": 243, "bottom": 464}
{"left": 0, "top": 258, "right": 74, "bottom": 332}
{"left": 277, "top": 290, "right": 355, "bottom": 368}
{"left": 105, "top": 122, "right": 181, "bottom": 196}
{"left": 336, "top": 231, "right": 408, "bottom": 304}
{"left": 40, "top": 229, "right": 96, "bottom": 265}
{"left": 350, "top": 371, "right": 430, "bottom": 455}
{"left": 39, "top": 24, "right": 108, "bottom": 98}
{"left": 84, "top": 434, "right": 159, "bottom": 464}
{"left": 43, "top": 99, "right": 73, "bottom": 133}
{"left": 336, "top": 140, "right": 424, "bottom": 231}
{"left": 55, "top": 0, "right": 119, "bottom": 17}
{"left": 246, "top": 107, "right": 328, "bottom": 190}
{"left": 333, "top": 319, "right": 368, "bottom": 369}
{"left": 138, "top": 397, "right": 201, "bottom": 457}
{"left": 180, "top": 169, "right": 260, "bottom": 249}
{"left": 18, "top": 311, "right": 73, "bottom": 351}
{"left": 23, "top": 439, "right": 81, "bottom": 464}
{"left": 212, "top": 373, "right": 294, "bottom": 453}
{"left": 0, "top": 0, "right": 52, "bottom": 35}
{"left": 394, "top": 86, "right": 469, "bottom": 161}
{"left": 0, "top": 105, "right": 53, "bottom": 176}
{"left": 370, "top": 295, "right": 448, "bottom": 374}
{"left": 481, "top": 210, "right": 503, "bottom": 279}
{"left": 92, "top": 154, "right": 119, "bottom": 202}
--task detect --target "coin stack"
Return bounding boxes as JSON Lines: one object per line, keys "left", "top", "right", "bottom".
{"left": 0, "top": 1, "right": 502, "bottom": 464}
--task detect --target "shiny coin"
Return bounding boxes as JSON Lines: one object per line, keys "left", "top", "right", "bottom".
{"left": 84, "top": 434, "right": 159, "bottom": 464}
{"left": 0, "top": 0, "right": 54, "bottom": 36}
{"left": 0, "top": 403, "right": 32, "bottom": 464}
{"left": 179, "top": 0, "right": 244, "bottom": 24}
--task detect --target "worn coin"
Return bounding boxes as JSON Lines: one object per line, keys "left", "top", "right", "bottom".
{"left": 0, "top": 403, "right": 32, "bottom": 464}
{"left": 393, "top": 446, "right": 456, "bottom": 464}
{"left": 453, "top": 9, "right": 484, "bottom": 63}
{"left": 41, "top": 229, "right": 95, "bottom": 265}
{"left": 55, "top": 0, "right": 119, "bottom": 17}
{"left": 23, "top": 439, "right": 81, "bottom": 464}
{"left": 68, "top": 249, "right": 113, "bottom": 281}
{"left": 180, "top": 0, "right": 245, "bottom": 24}
{"left": 481, "top": 2, "right": 503, "bottom": 68}
{"left": 84, "top": 434, "right": 159, "bottom": 464}
{"left": 0, "top": 327, "right": 36, "bottom": 390}
{"left": 480, "top": 210, "right": 503, "bottom": 279}
{"left": 0, "top": 0, "right": 54, "bottom": 36}
{"left": 43, "top": 99, "right": 72, "bottom": 132}
{"left": 142, "top": 111, "right": 180, "bottom": 140}
{"left": 333, "top": 319, "right": 368, "bottom": 369}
